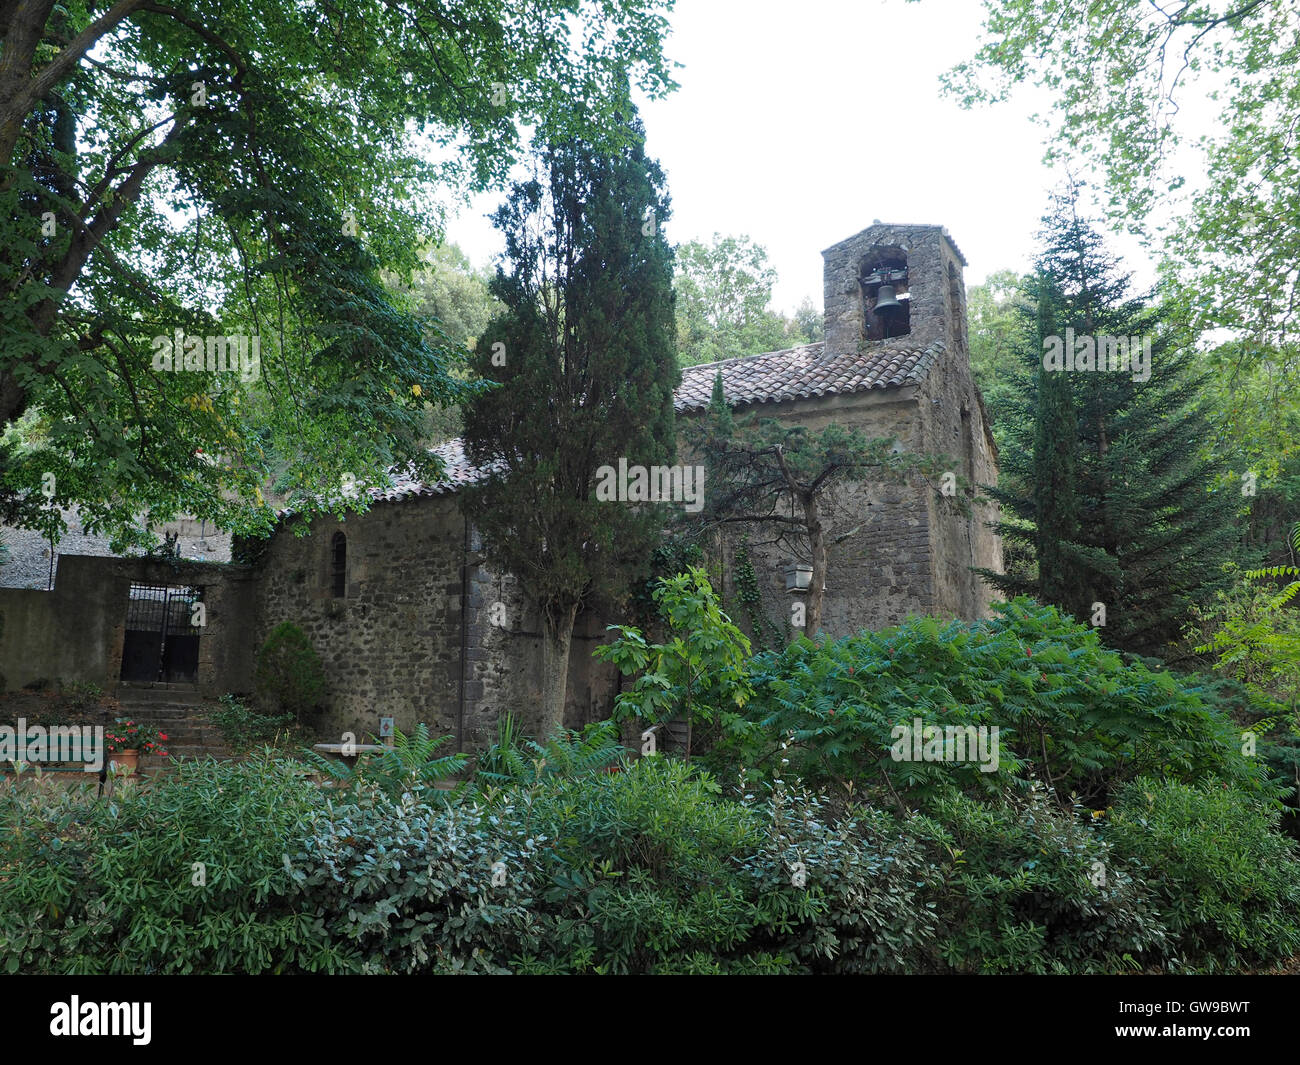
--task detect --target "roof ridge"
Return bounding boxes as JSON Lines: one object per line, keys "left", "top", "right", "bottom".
{"left": 681, "top": 340, "right": 825, "bottom": 375}
{"left": 905, "top": 338, "right": 947, "bottom": 382}
{"left": 282, "top": 338, "right": 948, "bottom": 512}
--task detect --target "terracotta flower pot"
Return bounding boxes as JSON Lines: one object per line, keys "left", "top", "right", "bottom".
{"left": 110, "top": 748, "right": 141, "bottom": 776}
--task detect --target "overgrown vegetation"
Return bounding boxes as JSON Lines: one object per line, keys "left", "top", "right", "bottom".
{"left": 300, "top": 724, "right": 468, "bottom": 804}
{"left": 596, "top": 566, "right": 753, "bottom": 761}
{"left": 210, "top": 694, "right": 299, "bottom": 754}
{"left": 713, "top": 597, "right": 1272, "bottom": 809}
{"left": 253, "top": 623, "right": 326, "bottom": 726}
{"left": 5, "top": 575, "right": 1298, "bottom": 975}
{"left": 5, "top": 748, "right": 1295, "bottom": 975}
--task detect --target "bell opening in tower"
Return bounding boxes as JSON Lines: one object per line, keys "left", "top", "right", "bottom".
{"left": 861, "top": 251, "right": 911, "bottom": 341}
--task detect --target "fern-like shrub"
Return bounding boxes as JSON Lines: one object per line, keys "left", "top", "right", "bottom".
{"left": 714, "top": 598, "right": 1268, "bottom": 809}
{"left": 300, "top": 723, "right": 468, "bottom": 804}
{"left": 474, "top": 713, "right": 624, "bottom": 790}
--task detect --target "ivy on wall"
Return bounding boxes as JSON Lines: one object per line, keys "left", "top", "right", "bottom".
{"left": 231, "top": 533, "right": 273, "bottom": 569}
{"left": 732, "top": 538, "right": 785, "bottom": 653}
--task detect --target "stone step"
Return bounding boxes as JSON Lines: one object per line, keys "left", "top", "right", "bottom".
{"left": 111, "top": 723, "right": 210, "bottom": 738}
{"left": 116, "top": 684, "right": 201, "bottom": 706}
{"left": 114, "top": 705, "right": 206, "bottom": 718}
{"left": 111, "top": 705, "right": 214, "bottom": 722}
{"left": 111, "top": 690, "right": 234, "bottom": 762}
{"left": 118, "top": 681, "right": 197, "bottom": 692}
{"left": 162, "top": 748, "right": 231, "bottom": 760}
{"left": 110, "top": 718, "right": 213, "bottom": 737}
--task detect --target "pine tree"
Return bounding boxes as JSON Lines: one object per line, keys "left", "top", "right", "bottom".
{"left": 982, "top": 184, "right": 1245, "bottom": 654}
{"left": 461, "top": 115, "right": 679, "bottom": 734}
{"left": 1030, "top": 272, "right": 1084, "bottom": 619}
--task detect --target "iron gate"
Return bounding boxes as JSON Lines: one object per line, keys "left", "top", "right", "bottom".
{"left": 119, "top": 583, "right": 203, "bottom": 683}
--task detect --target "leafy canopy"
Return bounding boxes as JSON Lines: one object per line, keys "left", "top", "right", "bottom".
{"left": 0, "top": 0, "right": 678, "bottom": 545}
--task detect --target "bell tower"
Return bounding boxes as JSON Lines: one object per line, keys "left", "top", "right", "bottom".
{"left": 821, "top": 222, "right": 968, "bottom": 356}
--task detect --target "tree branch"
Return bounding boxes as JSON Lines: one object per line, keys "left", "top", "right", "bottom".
{"left": 22, "top": 0, "right": 148, "bottom": 118}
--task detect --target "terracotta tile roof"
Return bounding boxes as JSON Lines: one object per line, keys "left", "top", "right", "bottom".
{"left": 286, "top": 339, "right": 945, "bottom": 510}
{"left": 367, "top": 438, "right": 498, "bottom": 502}
{"left": 275, "top": 438, "right": 499, "bottom": 515}
{"left": 674, "top": 339, "right": 945, "bottom": 413}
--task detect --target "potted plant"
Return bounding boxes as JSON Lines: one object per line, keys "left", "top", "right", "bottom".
{"left": 105, "top": 718, "right": 169, "bottom": 776}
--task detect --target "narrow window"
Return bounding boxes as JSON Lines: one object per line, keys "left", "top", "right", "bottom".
{"left": 330, "top": 532, "right": 347, "bottom": 598}
{"left": 961, "top": 406, "right": 975, "bottom": 493}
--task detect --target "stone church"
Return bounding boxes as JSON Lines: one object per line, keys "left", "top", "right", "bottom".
{"left": 0, "top": 222, "right": 1000, "bottom": 748}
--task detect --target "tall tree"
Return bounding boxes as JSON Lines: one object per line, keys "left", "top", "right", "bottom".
{"left": 981, "top": 187, "right": 1245, "bottom": 654}
{"left": 461, "top": 115, "right": 679, "bottom": 734}
{"left": 791, "top": 296, "right": 824, "bottom": 344}
{"left": 674, "top": 234, "right": 802, "bottom": 367}
{"left": 0, "top": 0, "right": 676, "bottom": 545}
{"left": 404, "top": 243, "right": 500, "bottom": 352}
{"left": 966, "top": 268, "right": 1034, "bottom": 413}
{"left": 397, "top": 242, "right": 502, "bottom": 446}
{"left": 942, "top": 0, "right": 1300, "bottom": 367}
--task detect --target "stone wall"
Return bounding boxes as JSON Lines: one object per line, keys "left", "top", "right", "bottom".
{"left": 0, "top": 554, "right": 256, "bottom": 694}
{"left": 916, "top": 345, "right": 1003, "bottom": 621}
{"left": 249, "top": 494, "right": 620, "bottom": 751}
{"left": 681, "top": 386, "right": 938, "bottom": 646}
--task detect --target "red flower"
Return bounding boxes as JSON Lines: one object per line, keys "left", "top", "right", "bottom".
{"left": 159, "top": 733, "right": 169, "bottom": 741}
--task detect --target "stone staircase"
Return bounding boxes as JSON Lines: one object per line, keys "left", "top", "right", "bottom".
{"left": 114, "top": 683, "right": 234, "bottom": 775}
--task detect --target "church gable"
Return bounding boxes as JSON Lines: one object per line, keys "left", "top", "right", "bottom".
{"left": 674, "top": 339, "right": 946, "bottom": 413}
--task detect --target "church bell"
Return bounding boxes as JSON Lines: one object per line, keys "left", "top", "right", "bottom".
{"left": 873, "top": 283, "right": 903, "bottom": 317}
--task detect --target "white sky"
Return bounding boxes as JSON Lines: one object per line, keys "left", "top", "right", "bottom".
{"left": 445, "top": 0, "right": 1173, "bottom": 314}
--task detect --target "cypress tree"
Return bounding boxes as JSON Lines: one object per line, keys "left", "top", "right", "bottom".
{"left": 461, "top": 114, "right": 679, "bottom": 734}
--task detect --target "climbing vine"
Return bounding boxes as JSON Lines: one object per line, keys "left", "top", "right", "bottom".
{"left": 732, "top": 538, "right": 785, "bottom": 652}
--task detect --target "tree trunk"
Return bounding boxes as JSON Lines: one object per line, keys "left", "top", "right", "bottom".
{"left": 539, "top": 601, "right": 579, "bottom": 737}
{"left": 806, "top": 497, "right": 827, "bottom": 637}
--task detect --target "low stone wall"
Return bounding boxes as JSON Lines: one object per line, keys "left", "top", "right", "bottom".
{"left": 0, "top": 507, "right": 231, "bottom": 590}
{"left": 0, "top": 555, "right": 257, "bottom": 695}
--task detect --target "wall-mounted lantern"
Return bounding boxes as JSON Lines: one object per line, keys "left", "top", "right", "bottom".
{"left": 784, "top": 563, "right": 813, "bottom": 593}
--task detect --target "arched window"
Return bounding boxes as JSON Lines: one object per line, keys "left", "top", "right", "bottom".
{"left": 330, "top": 532, "right": 346, "bottom": 598}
